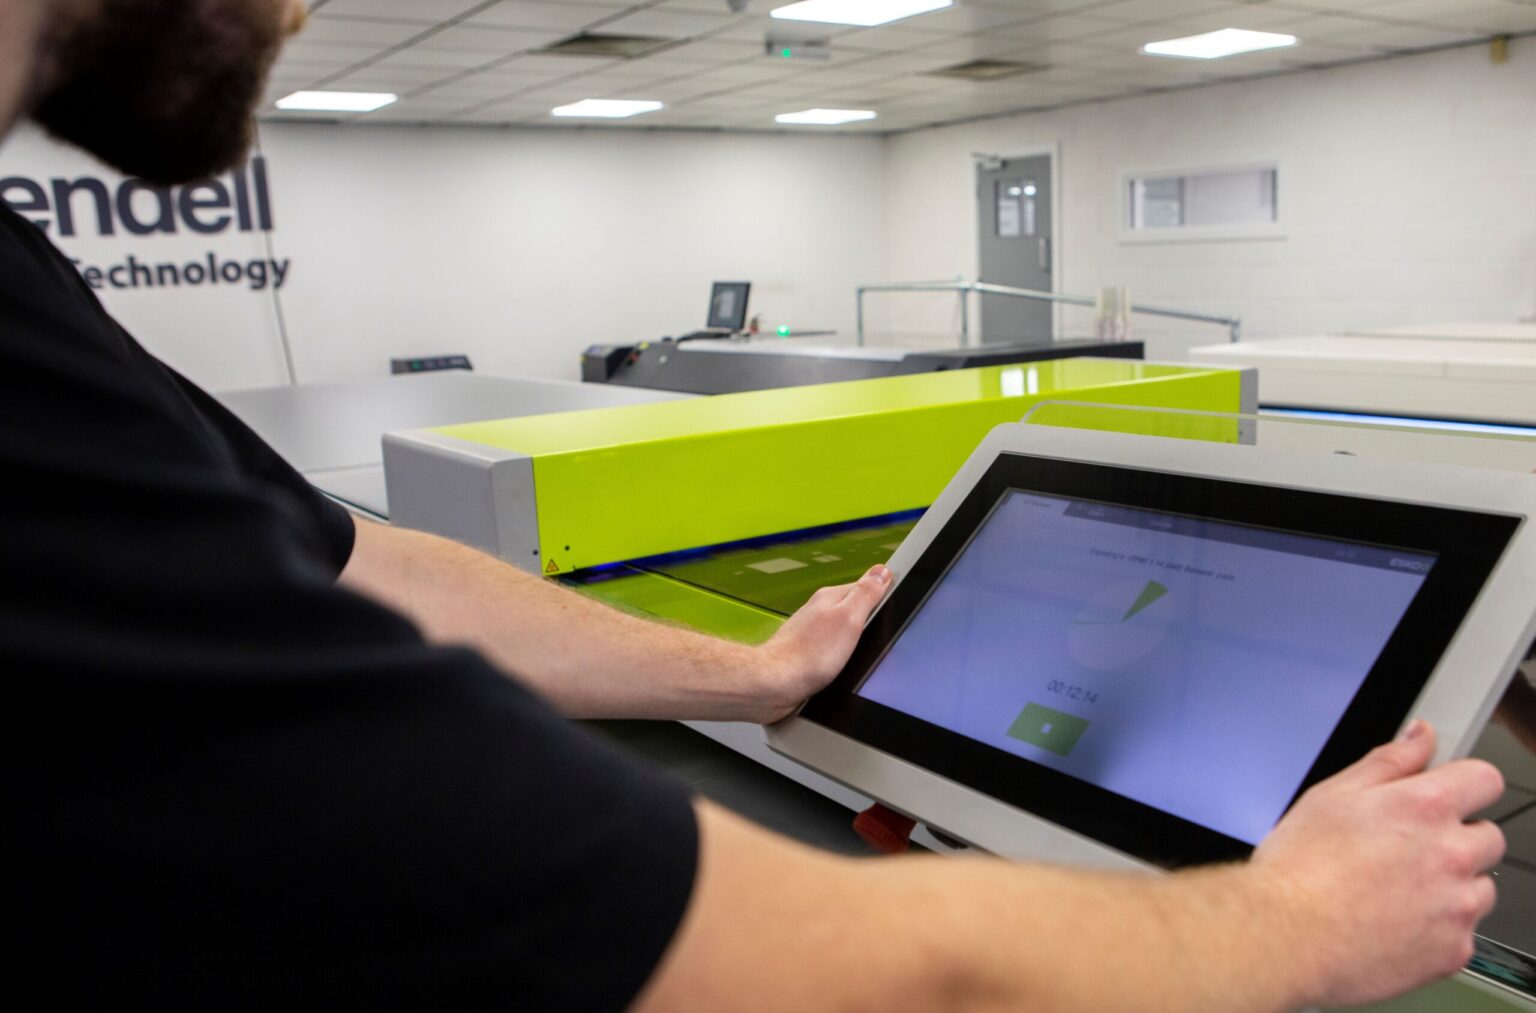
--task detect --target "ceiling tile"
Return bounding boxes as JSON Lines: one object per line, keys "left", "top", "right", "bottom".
{"left": 1323, "top": 21, "right": 1484, "bottom": 50}
{"left": 463, "top": 2, "right": 630, "bottom": 32}
{"left": 1381, "top": 1, "right": 1536, "bottom": 33}
{"left": 370, "top": 46, "right": 504, "bottom": 70}
{"left": 255, "top": 0, "right": 1525, "bottom": 133}
{"left": 277, "top": 38, "right": 391, "bottom": 64}
{"left": 316, "top": 0, "right": 488, "bottom": 19}
{"left": 883, "top": 4, "right": 1040, "bottom": 33}
{"left": 326, "top": 65, "right": 464, "bottom": 90}
{"left": 601, "top": 7, "right": 740, "bottom": 37}
{"left": 299, "top": 16, "right": 437, "bottom": 47}
{"left": 412, "top": 25, "right": 564, "bottom": 52}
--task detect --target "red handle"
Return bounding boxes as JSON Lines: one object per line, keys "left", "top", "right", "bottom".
{"left": 853, "top": 803, "right": 917, "bottom": 855}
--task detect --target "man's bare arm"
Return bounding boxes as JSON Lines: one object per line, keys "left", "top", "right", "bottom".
{"left": 635, "top": 723, "right": 1505, "bottom": 1013}
{"left": 338, "top": 518, "right": 889, "bottom": 722}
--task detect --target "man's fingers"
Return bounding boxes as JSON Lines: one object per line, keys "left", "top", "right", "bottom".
{"left": 1328, "top": 720, "right": 1436, "bottom": 790}
{"left": 1468, "top": 874, "right": 1499, "bottom": 923}
{"left": 1458, "top": 821, "right": 1508, "bottom": 875}
{"left": 1403, "top": 759, "right": 1506, "bottom": 821}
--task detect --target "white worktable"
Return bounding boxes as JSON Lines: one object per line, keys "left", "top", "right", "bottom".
{"left": 1189, "top": 326, "right": 1536, "bottom": 426}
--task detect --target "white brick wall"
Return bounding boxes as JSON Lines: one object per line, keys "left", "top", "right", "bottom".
{"left": 880, "top": 41, "right": 1536, "bottom": 360}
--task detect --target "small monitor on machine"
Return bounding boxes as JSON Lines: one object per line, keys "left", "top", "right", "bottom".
{"left": 772, "top": 425, "right": 1536, "bottom": 870}
{"left": 706, "top": 281, "right": 751, "bottom": 332}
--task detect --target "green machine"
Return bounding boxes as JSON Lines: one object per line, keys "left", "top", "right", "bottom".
{"left": 383, "top": 359, "right": 1251, "bottom": 584}
{"left": 379, "top": 360, "right": 1528, "bottom": 1012}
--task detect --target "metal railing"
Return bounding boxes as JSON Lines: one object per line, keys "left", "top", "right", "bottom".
{"left": 854, "top": 280, "right": 1242, "bottom": 347}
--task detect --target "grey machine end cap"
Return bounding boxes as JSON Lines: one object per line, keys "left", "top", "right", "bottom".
{"left": 381, "top": 429, "right": 541, "bottom": 572}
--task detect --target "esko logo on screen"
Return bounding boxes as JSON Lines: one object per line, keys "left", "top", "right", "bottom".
{"left": 0, "top": 157, "right": 290, "bottom": 292}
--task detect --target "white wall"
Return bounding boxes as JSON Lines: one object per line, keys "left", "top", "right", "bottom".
{"left": 881, "top": 42, "right": 1536, "bottom": 359}
{"left": 0, "top": 123, "right": 887, "bottom": 390}
{"left": 4, "top": 42, "right": 1532, "bottom": 390}
{"left": 0, "top": 125, "right": 293, "bottom": 390}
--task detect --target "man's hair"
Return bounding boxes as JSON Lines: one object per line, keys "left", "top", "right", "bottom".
{"left": 32, "top": 0, "right": 290, "bottom": 185}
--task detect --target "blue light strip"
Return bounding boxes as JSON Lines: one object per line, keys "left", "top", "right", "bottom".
{"left": 1263, "top": 407, "right": 1536, "bottom": 438}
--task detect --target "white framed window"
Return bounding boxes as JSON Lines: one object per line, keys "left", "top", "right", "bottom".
{"left": 1121, "top": 164, "right": 1283, "bottom": 243}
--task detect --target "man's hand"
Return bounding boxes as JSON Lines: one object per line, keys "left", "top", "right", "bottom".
{"left": 1250, "top": 721, "right": 1506, "bottom": 1008}
{"left": 343, "top": 520, "right": 892, "bottom": 723}
{"left": 753, "top": 565, "right": 892, "bottom": 723}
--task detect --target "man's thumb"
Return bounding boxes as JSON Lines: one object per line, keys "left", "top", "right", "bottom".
{"left": 841, "top": 565, "right": 892, "bottom": 612}
{"left": 1340, "top": 719, "right": 1436, "bottom": 788}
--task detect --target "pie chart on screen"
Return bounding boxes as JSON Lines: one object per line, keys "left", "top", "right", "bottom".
{"left": 1068, "top": 578, "right": 1170, "bottom": 671}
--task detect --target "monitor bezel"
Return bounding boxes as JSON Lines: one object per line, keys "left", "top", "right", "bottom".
{"left": 799, "top": 452, "right": 1519, "bottom": 868}
{"left": 707, "top": 281, "right": 752, "bottom": 331}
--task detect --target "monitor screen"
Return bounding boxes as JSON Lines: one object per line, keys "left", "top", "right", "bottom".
{"left": 855, "top": 490, "right": 1435, "bottom": 845}
{"left": 707, "top": 281, "right": 751, "bottom": 331}
{"left": 799, "top": 454, "right": 1517, "bottom": 866}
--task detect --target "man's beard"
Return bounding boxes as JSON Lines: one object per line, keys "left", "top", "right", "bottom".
{"left": 30, "top": 1, "right": 290, "bottom": 186}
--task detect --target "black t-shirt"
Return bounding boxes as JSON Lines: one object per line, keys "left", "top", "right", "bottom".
{"left": 1, "top": 202, "right": 698, "bottom": 1009}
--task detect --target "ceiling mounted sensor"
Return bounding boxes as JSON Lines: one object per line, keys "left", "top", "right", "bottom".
{"left": 767, "top": 37, "right": 832, "bottom": 61}
{"left": 771, "top": 0, "right": 953, "bottom": 28}
{"left": 929, "top": 58, "right": 1046, "bottom": 81}
{"left": 541, "top": 32, "right": 676, "bottom": 59}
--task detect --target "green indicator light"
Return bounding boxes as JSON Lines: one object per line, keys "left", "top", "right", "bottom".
{"left": 777, "top": 325, "right": 792, "bottom": 337}
{"left": 782, "top": 47, "right": 794, "bottom": 58}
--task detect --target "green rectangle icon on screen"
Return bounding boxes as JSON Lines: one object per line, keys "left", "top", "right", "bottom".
{"left": 1008, "top": 703, "right": 1090, "bottom": 756}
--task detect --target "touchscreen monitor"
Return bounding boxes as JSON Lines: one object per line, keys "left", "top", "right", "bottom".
{"left": 856, "top": 490, "right": 1433, "bottom": 845}
{"left": 800, "top": 453, "right": 1518, "bottom": 866}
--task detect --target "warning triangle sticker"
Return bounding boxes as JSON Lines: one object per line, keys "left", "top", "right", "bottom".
{"left": 544, "top": 558, "right": 560, "bottom": 574}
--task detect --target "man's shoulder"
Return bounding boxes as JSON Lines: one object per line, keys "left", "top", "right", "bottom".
{"left": 0, "top": 200, "right": 117, "bottom": 348}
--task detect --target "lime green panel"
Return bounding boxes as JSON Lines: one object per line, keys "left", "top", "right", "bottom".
{"left": 437, "top": 363, "right": 1247, "bottom": 572}
{"left": 1022, "top": 398, "right": 1249, "bottom": 442}
{"left": 649, "top": 516, "right": 919, "bottom": 616}
{"left": 1341, "top": 976, "right": 1533, "bottom": 1013}
{"left": 565, "top": 569, "right": 783, "bottom": 645}
{"left": 441, "top": 360, "right": 1220, "bottom": 455}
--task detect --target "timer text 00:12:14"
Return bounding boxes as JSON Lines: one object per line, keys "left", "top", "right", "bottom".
{"left": 1047, "top": 680, "right": 1098, "bottom": 705}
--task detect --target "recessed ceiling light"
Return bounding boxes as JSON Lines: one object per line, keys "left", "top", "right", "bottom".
{"left": 275, "top": 91, "right": 397, "bottom": 112}
{"left": 551, "top": 99, "right": 665, "bottom": 119}
{"left": 1141, "top": 28, "right": 1297, "bottom": 60}
{"left": 771, "top": 0, "right": 953, "bottom": 28}
{"left": 776, "top": 108, "right": 878, "bottom": 125}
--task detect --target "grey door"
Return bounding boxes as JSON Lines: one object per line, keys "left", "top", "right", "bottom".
{"left": 976, "top": 155, "right": 1053, "bottom": 343}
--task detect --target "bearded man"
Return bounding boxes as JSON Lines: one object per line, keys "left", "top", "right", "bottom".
{"left": 1, "top": 3, "right": 1507, "bottom": 1010}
